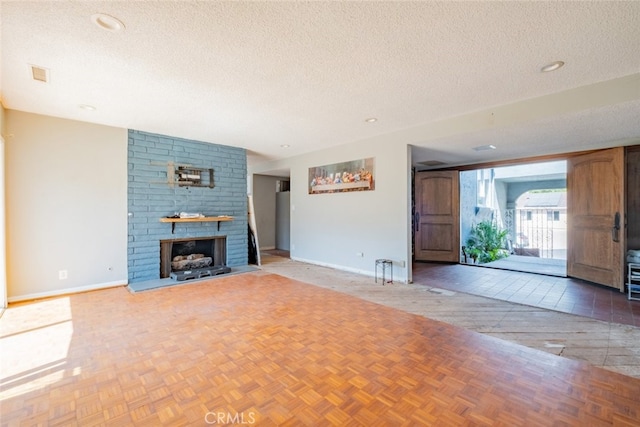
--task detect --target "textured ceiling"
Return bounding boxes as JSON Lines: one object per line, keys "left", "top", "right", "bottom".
{"left": 1, "top": 1, "right": 639, "bottom": 170}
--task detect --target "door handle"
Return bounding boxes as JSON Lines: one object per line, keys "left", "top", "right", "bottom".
{"left": 415, "top": 212, "right": 420, "bottom": 232}
{"left": 612, "top": 212, "right": 620, "bottom": 242}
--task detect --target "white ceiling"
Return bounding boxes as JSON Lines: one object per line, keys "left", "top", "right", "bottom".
{"left": 1, "top": 1, "right": 639, "bottom": 171}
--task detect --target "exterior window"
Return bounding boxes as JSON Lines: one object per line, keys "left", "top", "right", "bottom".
{"left": 546, "top": 210, "right": 560, "bottom": 221}
{"left": 526, "top": 211, "right": 532, "bottom": 221}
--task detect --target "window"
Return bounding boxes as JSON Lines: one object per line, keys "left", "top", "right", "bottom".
{"left": 526, "top": 211, "right": 532, "bottom": 221}
{"left": 547, "top": 210, "right": 560, "bottom": 221}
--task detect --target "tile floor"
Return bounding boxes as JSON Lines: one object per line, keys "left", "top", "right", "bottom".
{"left": 412, "top": 262, "right": 640, "bottom": 327}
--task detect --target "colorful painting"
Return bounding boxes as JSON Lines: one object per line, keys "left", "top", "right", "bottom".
{"left": 308, "top": 157, "right": 375, "bottom": 194}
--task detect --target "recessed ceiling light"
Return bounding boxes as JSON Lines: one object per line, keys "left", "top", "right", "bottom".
{"left": 541, "top": 61, "right": 565, "bottom": 72}
{"left": 280, "top": 144, "right": 290, "bottom": 148}
{"left": 79, "top": 104, "right": 96, "bottom": 111}
{"left": 91, "top": 13, "right": 125, "bottom": 32}
{"left": 472, "top": 144, "right": 496, "bottom": 152}
{"left": 365, "top": 118, "right": 378, "bottom": 123}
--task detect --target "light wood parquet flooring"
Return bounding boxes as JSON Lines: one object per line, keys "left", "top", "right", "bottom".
{"left": 2, "top": 271, "right": 640, "bottom": 426}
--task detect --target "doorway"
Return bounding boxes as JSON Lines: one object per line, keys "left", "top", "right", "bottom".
{"left": 459, "top": 160, "right": 568, "bottom": 277}
{"left": 251, "top": 173, "right": 291, "bottom": 260}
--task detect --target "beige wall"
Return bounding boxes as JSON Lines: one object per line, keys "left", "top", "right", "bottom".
{"left": 5, "top": 110, "right": 128, "bottom": 301}
{"left": 1, "top": 103, "right": 6, "bottom": 308}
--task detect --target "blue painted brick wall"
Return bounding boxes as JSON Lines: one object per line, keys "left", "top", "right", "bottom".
{"left": 128, "top": 130, "right": 248, "bottom": 283}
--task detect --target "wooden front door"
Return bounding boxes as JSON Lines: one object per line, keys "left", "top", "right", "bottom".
{"left": 414, "top": 171, "right": 460, "bottom": 262}
{"left": 567, "top": 147, "right": 625, "bottom": 290}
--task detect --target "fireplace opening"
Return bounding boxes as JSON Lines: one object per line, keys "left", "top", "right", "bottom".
{"left": 160, "top": 236, "right": 230, "bottom": 281}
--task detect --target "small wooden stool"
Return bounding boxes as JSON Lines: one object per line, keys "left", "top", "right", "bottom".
{"left": 375, "top": 259, "right": 393, "bottom": 285}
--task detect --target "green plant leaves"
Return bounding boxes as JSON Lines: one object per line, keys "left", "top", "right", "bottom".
{"left": 465, "top": 220, "right": 509, "bottom": 264}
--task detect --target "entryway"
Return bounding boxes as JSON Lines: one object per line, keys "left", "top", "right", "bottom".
{"left": 459, "top": 160, "right": 567, "bottom": 277}
{"left": 250, "top": 173, "right": 291, "bottom": 259}
{"left": 414, "top": 146, "right": 629, "bottom": 292}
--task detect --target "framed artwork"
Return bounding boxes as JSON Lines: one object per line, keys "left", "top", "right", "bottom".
{"left": 308, "top": 157, "right": 375, "bottom": 194}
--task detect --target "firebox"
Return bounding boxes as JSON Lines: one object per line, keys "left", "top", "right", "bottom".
{"left": 160, "top": 236, "right": 230, "bottom": 281}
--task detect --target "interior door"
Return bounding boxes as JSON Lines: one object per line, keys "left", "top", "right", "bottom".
{"left": 414, "top": 170, "right": 460, "bottom": 262}
{"left": 567, "top": 147, "right": 625, "bottom": 290}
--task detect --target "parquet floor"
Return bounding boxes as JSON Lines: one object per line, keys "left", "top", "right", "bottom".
{"left": 2, "top": 271, "right": 640, "bottom": 426}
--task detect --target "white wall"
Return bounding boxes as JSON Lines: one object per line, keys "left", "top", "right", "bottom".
{"left": 5, "top": 110, "right": 128, "bottom": 301}
{"left": 251, "top": 137, "right": 412, "bottom": 282}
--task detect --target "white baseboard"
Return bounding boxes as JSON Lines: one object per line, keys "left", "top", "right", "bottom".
{"left": 291, "top": 256, "right": 406, "bottom": 283}
{"left": 8, "top": 280, "right": 126, "bottom": 303}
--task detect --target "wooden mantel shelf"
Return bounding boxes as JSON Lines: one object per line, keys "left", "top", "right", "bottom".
{"left": 160, "top": 216, "right": 233, "bottom": 233}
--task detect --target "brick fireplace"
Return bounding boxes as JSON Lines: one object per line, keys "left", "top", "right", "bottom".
{"left": 127, "top": 130, "right": 248, "bottom": 283}
{"left": 160, "top": 236, "right": 229, "bottom": 279}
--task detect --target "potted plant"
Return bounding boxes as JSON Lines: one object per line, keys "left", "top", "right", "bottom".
{"left": 465, "top": 220, "right": 509, "bottom": 264}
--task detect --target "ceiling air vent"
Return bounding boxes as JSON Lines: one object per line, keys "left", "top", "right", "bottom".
{"left": 418, "top": 160, "right": 446, "bottom": 167}
{"left": 30, "top": 65, "right": 50, "bottom": 83}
